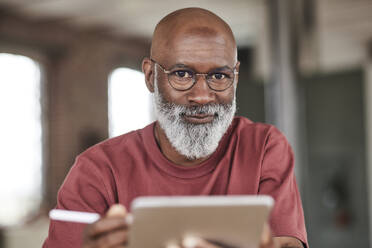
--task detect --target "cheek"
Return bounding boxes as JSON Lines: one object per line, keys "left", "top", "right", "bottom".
{"left": 155, "top": 72, "right": 169, "bottom": 94}
{"left": 156, "top": 74, "right": 187, "bottom": 103}
{"left": 216, "top": 88, "right": 235, "bottom": 104}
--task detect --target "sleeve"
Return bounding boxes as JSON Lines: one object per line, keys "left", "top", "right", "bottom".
{"left": 43, "top": 155, "right": 114, "bottom": 248}
{"left": 258, "top": 126, "right": 308, "bottom": 247}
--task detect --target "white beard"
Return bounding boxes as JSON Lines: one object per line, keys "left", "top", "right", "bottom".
{"left": 153, "top": 82, "right": 236, "bottom": 160}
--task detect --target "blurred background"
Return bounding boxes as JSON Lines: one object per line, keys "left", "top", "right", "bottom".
{"left": 0, "top": 0, "right": 371, "bottom": 247}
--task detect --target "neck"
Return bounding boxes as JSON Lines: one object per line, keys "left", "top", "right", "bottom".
{"left": 154, "top": 122, "right": 211, "bottom": 166}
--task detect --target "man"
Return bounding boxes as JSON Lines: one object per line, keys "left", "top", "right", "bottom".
{"left": 43, "top": 7, "right": 307, "bottom": 248}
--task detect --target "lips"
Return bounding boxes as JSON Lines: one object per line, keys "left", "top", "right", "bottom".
{"left": 183, "top": 113, "right": 214, "bottom": 124}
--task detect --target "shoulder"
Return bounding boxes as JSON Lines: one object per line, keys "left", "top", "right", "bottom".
{"left": 227, "top": 116, "right": 291, "bottom": 159}
{"left": 60, "top": 124, "right": 154, "bottom": 201}
{"left": 74, "top": 123, "right": 154, "bottom": 171}
{"left": 231, "top": 116, "right": 283, "bottom": 143}
{"left": 85, "top": 123, "right": 153, "bottom": 155}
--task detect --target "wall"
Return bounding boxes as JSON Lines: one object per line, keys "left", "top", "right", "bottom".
{"left": 236, "top": 47, "right": 265, "bottom": 123}
{"left": 0, "top": 11, "right": 150, "bottom": 210}
{"left": 303, "top": 70, "right": 369, "bottom": 247}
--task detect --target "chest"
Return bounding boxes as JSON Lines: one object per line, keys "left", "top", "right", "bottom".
{"left": 117, "top": 157, "right": 262, "bottom": 210}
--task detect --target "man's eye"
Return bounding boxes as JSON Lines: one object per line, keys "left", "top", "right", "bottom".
{"left": 175, "top": 70, "right": 192, "bottom": 78}
{"left": 212, "top": 73, "right": 226, "bottom": 80}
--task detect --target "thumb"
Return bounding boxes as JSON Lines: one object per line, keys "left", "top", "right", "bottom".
{"left": 106, "top": 204, "right": 127, "bottom": 218}
{"left": 261, "top": 223, "right": 271, "bottom": 244}
{"left": 182, "top": 236, "right": 219, "bottom": 248}
{"left": 260, "top": 223, "right": 276, "bottom": 248}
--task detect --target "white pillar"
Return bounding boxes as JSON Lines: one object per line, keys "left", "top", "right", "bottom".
{"left": 364, "top": 57, "right": 372, "bottom": 247}
{"left": 265, "top": 0, "right": 306, "bottom": 188}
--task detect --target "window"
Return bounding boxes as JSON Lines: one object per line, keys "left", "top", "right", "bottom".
{"left": 108, "top": 67, "right": 154, "bottom": 137}
{"left": 0, "top": 53, "right": 42, "bottom": 226}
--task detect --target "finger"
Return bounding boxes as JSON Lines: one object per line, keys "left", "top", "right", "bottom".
{"left": 182, "top": 236, "right": 220, "bottom": 248}
{"left": 83, "top": 238, "right": 128, "bottom": 248}
{"left": 261, "top": 223, "right": 271, "bottom": 244}
{"left": 106, "top": 204, "right": 127, "bottom": 218}
{"left": 83, "top": 239, "right": 127, "bottom": 248}
{"left": 94, "top": 228, "right": 129, "bottom": 248}
{"left": 85, "top": 217, "right": 128, "bottom": 238}
{"left": 166, "top": 243, "right": 182, "bottom": 248}
{"left": 260, "top": 223, "right": 276, "bottom": 248}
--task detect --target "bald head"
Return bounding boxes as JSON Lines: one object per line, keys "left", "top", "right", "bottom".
{"left": 151, "top": 8, "right": 237, "bottom": 62}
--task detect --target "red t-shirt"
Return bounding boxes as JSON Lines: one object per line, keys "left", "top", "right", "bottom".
{"left": 43, "top": 116, "right": 308, "bottom": 247}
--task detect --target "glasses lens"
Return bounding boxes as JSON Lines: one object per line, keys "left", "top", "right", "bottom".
{"left": 207, "top": 71, "right": 234, "bottom": 91}
{"left": 168, "top": 70, "right": 194, "bottom": 90}
{"left": 166, "top": 67, "right": 235, "bottom": 91}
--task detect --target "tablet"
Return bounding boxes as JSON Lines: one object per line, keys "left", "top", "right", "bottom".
{"left": 128, "top": 195, "right": 274, "bottom": 248}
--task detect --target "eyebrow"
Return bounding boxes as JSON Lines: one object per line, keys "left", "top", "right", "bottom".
{"left": 169, "top": 63, "right": 190, "bottom": 70}
{"left": 169, "top": 63, "right": 234, "bottom": 72}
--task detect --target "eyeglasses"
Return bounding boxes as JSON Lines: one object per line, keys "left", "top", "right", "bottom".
{"left": 150, "top": 59, "right": 238, "bottom": 92}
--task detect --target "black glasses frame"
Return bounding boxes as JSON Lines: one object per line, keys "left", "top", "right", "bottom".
{"left": 150, "top": 58, "right": 239, "bottom": 92}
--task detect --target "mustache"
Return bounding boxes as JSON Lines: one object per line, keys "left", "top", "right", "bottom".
{"left": 160, "top": 101, "right": 233, "bottom": 117}
{"left": 155, "top": 87, "right": 235, "bottom": 119}
{"left": 181, "top": 104, "right": 230, "bottom": 116}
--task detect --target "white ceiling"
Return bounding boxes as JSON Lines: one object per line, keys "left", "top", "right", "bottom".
{"left": 316, "top": 0, "right": 372, "bottom": 71}
{"left": 0, "top": 0, "right": 266, "bottom": 46}
{"left": 0, "top": 0, "right": 372, "bottom": 72}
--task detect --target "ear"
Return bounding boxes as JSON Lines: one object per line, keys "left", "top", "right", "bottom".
{"left": 142, "top": 57, "right": 155, "bottom": 92}
{"left": 234, "top": 61, "right": 240, "bottom": 87}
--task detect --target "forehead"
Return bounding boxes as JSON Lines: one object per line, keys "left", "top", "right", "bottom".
{"left": 161, "top": 29, "right": 236, "bottom": 70}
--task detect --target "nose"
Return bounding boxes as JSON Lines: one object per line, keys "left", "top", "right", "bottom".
{"left": 186, "top": 75, "right": 215, "bottom": 105}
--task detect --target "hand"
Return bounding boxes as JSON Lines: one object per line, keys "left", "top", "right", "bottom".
{"left": 259, "top": 223, "right": 278, "bottom": 248}
{"left": 166, "top": 236, "right": 222, "bottom": 248}
{"left": 82, "top": 204, "right": 129, "bottom": 248}
{"left": 165, "top": 223, "right": 278, "bottom": 248}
